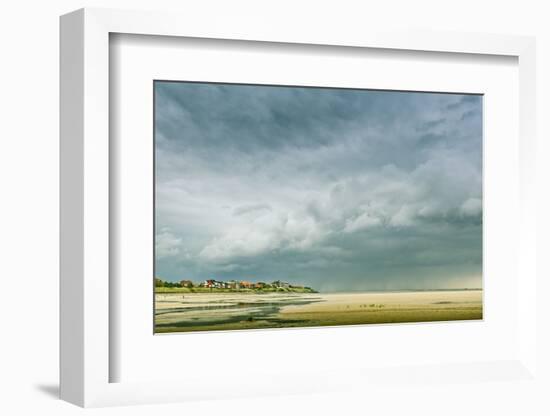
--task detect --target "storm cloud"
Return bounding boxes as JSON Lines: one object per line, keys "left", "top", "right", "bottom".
{"left": 155, "top": 81, "right": 482, "bottom": 291}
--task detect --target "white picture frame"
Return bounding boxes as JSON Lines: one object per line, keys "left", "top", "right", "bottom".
{"left": 60, "top": 7, "right": 537, "bottom": 408}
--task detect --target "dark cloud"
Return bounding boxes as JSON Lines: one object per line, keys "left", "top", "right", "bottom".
{"left": 155, "top": 82, "right": 482, "bottom": 291}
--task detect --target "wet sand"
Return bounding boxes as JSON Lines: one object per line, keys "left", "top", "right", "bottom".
{"left": 155, "top": 290, "right": 482, "bottom": 333}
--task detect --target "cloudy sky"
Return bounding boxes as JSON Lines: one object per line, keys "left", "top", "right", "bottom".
{"left": 155, "top": 81, "right": 482, "bottom": 292}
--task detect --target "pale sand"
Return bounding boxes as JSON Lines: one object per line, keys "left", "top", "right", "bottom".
{"left": 154, "top": 290, "right": 482, "bottom": 332}
{"left": 280, "top": 290, "right": 482, "bottom": 314}
{"left": 155, "top": 292, "right": 321, "bottom": 311}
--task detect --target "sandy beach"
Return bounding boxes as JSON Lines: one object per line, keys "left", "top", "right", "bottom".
{"left": 154, "top": 289, "right": 482, "bottom": 333}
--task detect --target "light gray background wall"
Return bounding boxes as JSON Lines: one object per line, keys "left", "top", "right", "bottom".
{"left": 1, "top": 1, "right": 548, "bottom": 415}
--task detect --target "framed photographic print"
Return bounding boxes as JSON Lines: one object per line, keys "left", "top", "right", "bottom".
{"left": 60, "top": 8, "right": 538, "bottom": 408}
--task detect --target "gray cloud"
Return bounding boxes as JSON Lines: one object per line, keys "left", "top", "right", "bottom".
{"left": 155, "top": 82, "right": 482, "bottom": 291}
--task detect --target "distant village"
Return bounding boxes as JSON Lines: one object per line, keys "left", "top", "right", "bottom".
{"left": 155, "top": 277, "right": 316, "bottom": 292}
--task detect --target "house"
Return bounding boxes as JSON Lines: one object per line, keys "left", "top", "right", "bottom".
{"left": 239, "top": 281, "right": 254, "bottom": 289}
{"left": 203, "top": 279, "right": 224, "bottom": 288}
{"left": 227, "top": 280, "right": 240, "bottom": 290}
{"left": 180, "top": 280, "right": 194, "bottom": 288}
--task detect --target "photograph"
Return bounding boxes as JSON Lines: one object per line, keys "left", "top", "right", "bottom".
{"left": 153, "top": 81, "right": 483, "bottom": 333}
{"left": 1, "top": 0, "right": 543, "bottom": 412}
